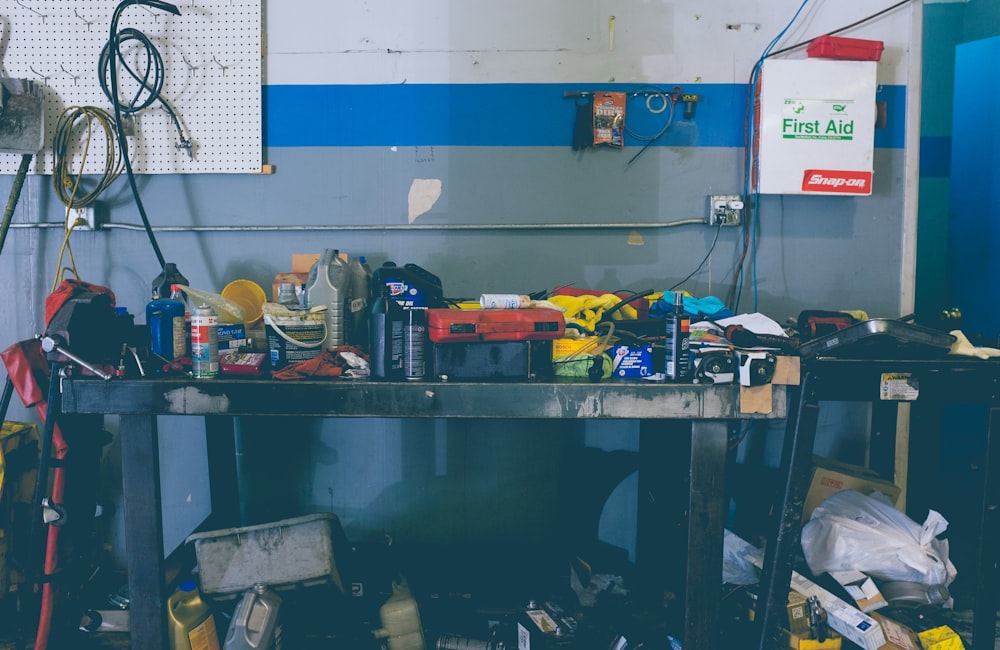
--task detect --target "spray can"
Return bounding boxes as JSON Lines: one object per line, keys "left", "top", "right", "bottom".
{"left": 664, "top": 291, "right": 691, "bottom": 382}
{"left": 306, "top": 248, "right": 349, "bottom": 350}
{"left": 403, "top": 308, "right": 427, "bottom": 381}
{"left": 370, "top": 284, "right": 405, "bottom": 380}
{"left": 147, "top": 287, "right": 186, "bottom": 361}
{"left": 224, "top": 583, "right": 282, "bottom": 650}
{"left": 167, "top": 580, "right": 220, "bottom": 650}
{"left": 191, "top": 304, "right": 219, "bottom": 378}
{"left": 171, "top": 284, "right": 192, "bottom": 356}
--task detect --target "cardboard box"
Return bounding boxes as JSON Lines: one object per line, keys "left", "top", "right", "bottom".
{"left": 787, "top": 591, "right": 810, "bottom": 634}
{"left": 611, "top": 345, "right": 654, "bottom": 378}
{"left": 827, "top": 570, "right": 887, "bottom": 613}
{"left": 871, "top": 611, "right": 920, "bottom": 650}
{"left": 724, "top": 530, "right": 886, "bottom": 650}
{"left": 803, "top": 455, "right": 901, "bottom": 522}
{"left": 871, "top": 608, "right": 966, "bottom": 650}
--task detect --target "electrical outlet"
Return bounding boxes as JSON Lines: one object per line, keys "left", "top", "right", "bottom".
{"left": 708, "top": 195, "right": 744, "bottom": 227}
{"left": 67, "top": 206, "right": 96, "bottom": 231}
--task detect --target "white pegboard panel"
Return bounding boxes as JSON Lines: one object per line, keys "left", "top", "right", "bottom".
{"left": 0, "top": 0, "right": 261, "bottom": 175}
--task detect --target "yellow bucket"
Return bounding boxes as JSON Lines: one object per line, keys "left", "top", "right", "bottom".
{"left": 222, "top": 279, "right": 267, "bottom": 324}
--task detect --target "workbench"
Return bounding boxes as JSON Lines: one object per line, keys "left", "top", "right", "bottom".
{"left": 59, "top": 377, "right": 787, "bottom": 650}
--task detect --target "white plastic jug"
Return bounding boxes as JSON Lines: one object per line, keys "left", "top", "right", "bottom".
{"left": 306, "top": 248, "right": 349, "bottom": 350}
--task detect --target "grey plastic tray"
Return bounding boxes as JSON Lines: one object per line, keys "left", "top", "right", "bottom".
{"left": 186, "top": 513, "right": 346, "bottom": 599}
{"left": 796, "top": 318, "right": 956, "bottom": 359}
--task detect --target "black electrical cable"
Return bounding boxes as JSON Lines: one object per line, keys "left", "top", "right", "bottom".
{"left": 101, "top": 0, "right": 181, "bottom": 272}
{"left": 729, "top": 0, "right": 914, "bottom": 309}
{"left": 670, "top": 222, "right": 724, "bottom": 292}
{"left": 766, "top": 0, "right": 912, "bottom": 60}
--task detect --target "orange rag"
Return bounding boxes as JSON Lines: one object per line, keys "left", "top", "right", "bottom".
{"left": 272, "top": 346, "right": 367, "bottom": 380}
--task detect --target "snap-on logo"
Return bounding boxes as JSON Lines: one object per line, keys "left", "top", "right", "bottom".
{"left": 802, "top": 169, "right": 872, "bottom": 194}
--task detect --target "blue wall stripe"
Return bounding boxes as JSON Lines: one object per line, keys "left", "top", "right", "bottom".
{"left": 919, "top": 135, "right": 952, "bottom": 178}
{"left": 264, "top": 83, "right": 906, "bottom": 150}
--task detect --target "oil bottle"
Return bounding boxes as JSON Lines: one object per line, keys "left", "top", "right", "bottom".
{"left": 224, "top": 583, "right": 282, "bottom": 650}
{"left": 306, "top": 248, "right": 349, "bottom": 350}
{"left": 167, "top": 580, "right": 220, "bottom": 650}
{"left": 371, "top": 284, "right": 405, "bottom": 380}
{"left": 147, "top": 284, "right": 186, "bottom": 361}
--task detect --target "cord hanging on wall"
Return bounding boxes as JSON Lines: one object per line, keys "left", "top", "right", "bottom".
{"left": 1, "top": 0, "right": 262, "bottom": 175}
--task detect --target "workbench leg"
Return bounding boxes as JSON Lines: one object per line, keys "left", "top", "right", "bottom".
{"left": 204, "top": 415, "right": 240, "bottom": 528}
{"left": 684, "top": 420, "right": 729, "bottom": 649}
{"left": 757, "top": 375, "right": 820, "bottom": 650}
{"left": 120, "top": 414, "right": 167, "bottom": 650}
{"left": 972, "top": 405, "right": 1000, "bottom": 649}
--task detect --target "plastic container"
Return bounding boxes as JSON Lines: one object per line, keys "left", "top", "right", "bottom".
{"left": 186, "top": 513, "right": 347, "bottom": 600}
{"left": 306, "top": 249, "right": 349, "bottom": 350}
{"left": 222, "top": 279, "right": 267, "bottom": 325}
{"left": 373, "top": 582, "right": 425, "bottom": 650}
{"left": 370, "top": 284, "right": 405, "bottom": 380}
{"left": 167, "top": 580, "right": 220, "bottom": 650}
{"left": 371, "top": 261, "right": 444, "bottom": 309}
{"left": 152, "top": 262, "right": 189, "bottom": 299}
{"left": 147, "top": 286, "right": 187, "bottom": 361}
{"left": 224, "top": 583, "right": 282, "bottom": 650}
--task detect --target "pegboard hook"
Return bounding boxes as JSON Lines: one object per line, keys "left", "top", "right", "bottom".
{"left": 139, "top": 4, "right": 161, "bottom": 21}
{"left": 15, "top": 0, "right": 47, "bottom": 22}
{"left": 59, "top": 63, "right": 81, "bottom": 86}
{"left": 28, "top": 65, "right": 50, "bottom": 85}
{"left": 180, "top": 53, "right": 200, "bottom": 71}
{"left": 74, "top": 9, "right": 95, "bottom": 31}
{"left": 212, "top": 55, "right": 229, "bottom": 76}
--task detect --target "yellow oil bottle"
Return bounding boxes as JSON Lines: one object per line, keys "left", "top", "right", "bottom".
{"left": 168, "top": 580, "right": 220, "bottom": 650}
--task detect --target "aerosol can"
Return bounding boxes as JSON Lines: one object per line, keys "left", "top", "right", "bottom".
{"left": 224, "top": 583, "right": 282, "bottom": 650}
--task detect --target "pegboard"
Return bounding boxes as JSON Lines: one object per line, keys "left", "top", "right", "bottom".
{"left": 0, "top": 0, "right": 261, "bottom": 175}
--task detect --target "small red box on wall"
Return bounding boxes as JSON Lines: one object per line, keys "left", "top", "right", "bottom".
{"left": 806, "top": 35, "right": 884, "bottom": 61}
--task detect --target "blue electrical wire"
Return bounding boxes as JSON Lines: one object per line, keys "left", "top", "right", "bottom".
{"left": 736, "top": 0, "right": 812, "bottom": 313}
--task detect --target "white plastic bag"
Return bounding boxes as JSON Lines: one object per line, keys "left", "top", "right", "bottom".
{"left": 800, "top": 490, "right": 956, "bottom": 597}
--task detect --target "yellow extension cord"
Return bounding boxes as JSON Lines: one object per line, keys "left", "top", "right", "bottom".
{"left": 50, "top": 106, "right": 123, "bottom": 292}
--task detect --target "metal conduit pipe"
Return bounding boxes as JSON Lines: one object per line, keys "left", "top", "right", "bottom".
{"left": 9, "top": 218, "right": 707, "bottom": 232}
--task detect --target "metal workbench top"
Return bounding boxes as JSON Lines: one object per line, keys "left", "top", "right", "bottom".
{"left": 59, "top": 376, "right": 788, "bottom": 419}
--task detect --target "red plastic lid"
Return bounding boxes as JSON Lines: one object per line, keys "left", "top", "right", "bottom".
{"left": 806, "top": 35, "right": 884, "bottom": 62}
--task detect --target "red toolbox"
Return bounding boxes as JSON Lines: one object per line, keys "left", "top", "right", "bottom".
{"left": 427, "top": 308, "right": 565, "bottom": 343}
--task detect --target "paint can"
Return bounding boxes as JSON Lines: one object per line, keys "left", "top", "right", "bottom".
{"left": 263, "top": 304, "right": 325, "bottom": 370}
{"left": 191, "top": 304, "right": 219, "bottom": 378}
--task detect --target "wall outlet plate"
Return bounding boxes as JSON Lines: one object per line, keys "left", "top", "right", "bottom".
{"left": 708, "top": 195, "right": 743, "bottom": 226}
{"left": 66, "top": 206, "right": 96, "bottom": 231}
